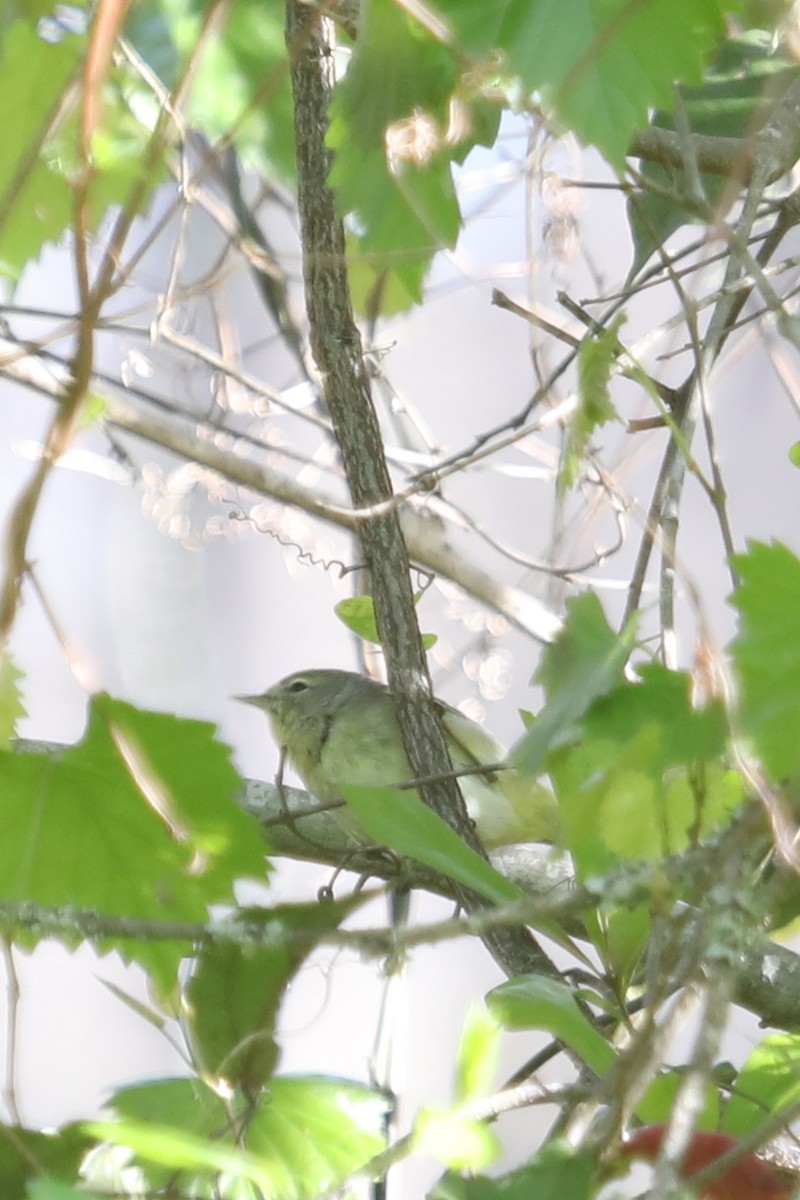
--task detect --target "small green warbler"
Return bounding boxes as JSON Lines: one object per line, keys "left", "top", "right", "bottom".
{"left": 237, "top": 668, "right": 558, "bottom": 849}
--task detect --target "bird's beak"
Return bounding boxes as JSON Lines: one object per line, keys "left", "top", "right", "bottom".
{"left": 232, "top": 693, "right": 267, "bottom": 708}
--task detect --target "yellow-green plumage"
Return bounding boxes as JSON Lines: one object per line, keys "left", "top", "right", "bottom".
{"left": 238, "top": 668, "right": 559, "bottom": 849}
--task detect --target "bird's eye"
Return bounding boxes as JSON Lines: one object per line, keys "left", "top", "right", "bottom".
{"left": 287, "top": 679, "right": 310, "bottom": 694}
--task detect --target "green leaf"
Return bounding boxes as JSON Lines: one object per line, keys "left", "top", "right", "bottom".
{"left": 342, "top": 784, "right": 524, "bottom": 904}
{"left": 722, "top": 1033, "right": 800, "bottom": 1136}
{"left": 245, "top": 1077, "right": 387, "bottom": 1197}
{"left": 552, "top": 733, "right": 741, "bottom": 880}
{"left": 430, "top": 0, "right": 509, "bottom": 57}
{"left": 0, "top": 1124, "right": 90, "bottom": 1200}
{"left": 455, "top": 1005, "right": 501, "bottom": 1104}
{"left": 327, "top": 0, "right": 477, "bottom": 308}
{"left": 431, "top": 1140, "right": 595, "bottom": 1200}
{"left": 127, "top": 0, "right": 295, "bottom": 179}
{"left": 92, "top": 1076, "right": 387, "bottom": 1199}
{"left": 86, "top": 1119, "right": 279, "bottom": 1191}
{"left": 583, "top": 662, "right": 727, "bottom": 767}
{"left": 335, "top": 596, "right": 382, "bottom": 644}
{"left": 0, "top": 17, "right": 163, "bottom": 283}
{"left": 511, "top": 592, "right": 634, "bottom": 776}
{"left": 186, "top": 896, "right": 362, "bottom": 1091}
{"left": 516, "top": 0, "right": 729, "bottom": 170}
{"left": 635, "top": 1070, "right": 720, "bottom": 1127}
{"left": 80, "top": 85, "right": 165, "bottom": 226}
{"left": 106, "top": 1078, "right": 230, "bottom": 1192}
{"left": 329, "top": 138, "right": 461, "bottom": 309}
{"left": 333, "top": 0, "right": 457, "bottom": 148}
{"left": 112, "top": 1076, "right": 228, "bottom": 1130}
{"left": 438, "top": 0, "right": 730, "bottom": 170}
{"left": 629, "top": 34, "right": 800, "bottom": 275}
{"left": 335, "top": 594, "right": 436, "bottom": 649}
{"left": 0, "top": 20, "right": 82, "bottom": 280}
{"left": 487, "top": 975, "right": 615, "bottom": 1076}
{"left": 559, "top": 317, "right": 622, "bottom": 494}
{"left": 347, "top": 247, "right": 424, "bottom": 317}
{"left": 0, "top": 696, "right": 267, "bottom": 991}
{"left": 76, "top": 393, "right": 108, "bottom": 432}
{"left": 583, "top": 904, "right": 650, "bottom": 992}
{"left": 547, "top": 661, "right": 734, "bottom": 877}
{"left": 730, "top": 541, "right": 800, "bottom": 779}
{"left": 415, "top": 1109, "right": 499, "bottom": 1171}
{"left": 0, "top": 652, "right": 26, "bottom": 747}
{"left": 27, "top": 1183, "right": 99, "bottom": 1200}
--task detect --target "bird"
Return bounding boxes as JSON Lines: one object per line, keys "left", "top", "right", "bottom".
{"left": 236, "top": 668, "right": 559, "bottom": 849}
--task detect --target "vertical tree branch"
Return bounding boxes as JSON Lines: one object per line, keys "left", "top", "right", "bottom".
{"left": 284, "top": 0, "right": 553, "bottom": 979}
